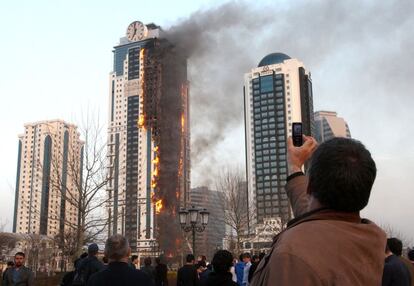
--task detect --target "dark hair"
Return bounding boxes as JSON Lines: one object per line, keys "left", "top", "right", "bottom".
{"left": 7, "top": 261, "right": 14, "bottom": 266}
{"left": 239, "top": 254, "right": 243, "bottom": 261}
{"left": 131, "top": 255, "right": 138, "bottom": 261}
{"left": 103, "top": 257, "right": 109, "bottom": 263}
{"left": 155, "top": 257, "right": 161, "bottom": 264}
{"left": 15, "top": 252, "right": 25, "bottom": 258}
{"left": 212, "top": 250, "right": 234, "bottom": 274}
{"left": 408, "top": 249, "right": 414, "bottom": 261}
{"left": 308, "top": 138, "right": 376, "bottom": 212}
{"left": 80, "top": 252, "right": 88, "bottom": 259}
{"left": 200, "top": 255, "right": 207, "bottom": 261}
{"left": 252, "top": 255, "right": 259, "bottom": 261}
{"left": 242, "top": 253, "right": 251, "bottom": 259}
{"left": 387, "top": 238, "right": 403, "bottom": 256}
{"left": 144, "top": 257, "right": 152, "bottom": 266}
{"left": 197, "top": 261, "right": 207, "bottom": 269}
{"left": 186, "top": 254, "right": 195, "bottom": 263}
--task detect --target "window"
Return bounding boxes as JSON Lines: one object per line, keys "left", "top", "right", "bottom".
{"left": 260, "top": 76, "right": 274, "bottom": 92}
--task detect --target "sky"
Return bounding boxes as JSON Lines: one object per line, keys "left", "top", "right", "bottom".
{"left": 0, "top": 0, "right": 413, "bottom": 242}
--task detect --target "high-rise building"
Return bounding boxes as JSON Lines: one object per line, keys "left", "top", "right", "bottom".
{"left": 189, "top": 187, "right": 225, "bottom": 260}
{"left": 107, "top": 21, "right": 190, "bottom": 256}
{"left": 314, "top": 111, "right": 351, "bottom": 142}
{"left": 244, "top": 53, "right": 314, "bottom": 225}
{"left": 13, "top": 120, "right": 83, "bottom": 237}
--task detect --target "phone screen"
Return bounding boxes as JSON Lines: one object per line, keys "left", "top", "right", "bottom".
{"left": 292, "top": 122, "right": 303, "bottom": 147}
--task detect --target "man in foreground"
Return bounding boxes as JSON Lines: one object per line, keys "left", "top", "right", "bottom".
{"left": 87, "top": 234, "right": 153, "bottom": 286}
{"left": 73, "top": 243, "right": 103, "bottom": 285}
{"left": 3, "top": 252, "right": 34, "bottom": 286}
{"left": 251, "top": 136, "right": 386, "bottom": 285}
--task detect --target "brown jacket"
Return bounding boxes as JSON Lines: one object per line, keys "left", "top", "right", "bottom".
{"left": 250, "top": 175, "right": 386, "bottom": 286}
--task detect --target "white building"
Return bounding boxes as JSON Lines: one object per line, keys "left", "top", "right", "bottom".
{"left": 13, "top": 120, "right": 83, "bottom": 238}
{"left": 244, "top": 53, "right": 314, "bottom": 226}
{"left": 107, "top": 21, "right": 190, "bottom": 255}
{"left": 314, "top": 111, "right": 351, "bottom": 142}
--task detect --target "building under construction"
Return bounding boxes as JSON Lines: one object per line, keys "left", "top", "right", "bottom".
{"left": 106, "top": 21, "right": 190, "bottom": 258}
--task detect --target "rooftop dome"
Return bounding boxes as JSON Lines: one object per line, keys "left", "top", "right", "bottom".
{"left": 258, "top": 53, "right": 291, "bottom": 67}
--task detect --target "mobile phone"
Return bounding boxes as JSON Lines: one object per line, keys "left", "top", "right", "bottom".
{"left": 292, "top": 122, "right": 303, "bottom": 147}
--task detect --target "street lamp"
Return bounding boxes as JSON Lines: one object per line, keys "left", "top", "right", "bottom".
{"left": 179, "top": 206, "right": 209, "bottom": 257}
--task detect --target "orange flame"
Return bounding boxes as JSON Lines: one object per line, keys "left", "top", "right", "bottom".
{"left": 138, "top": 115, "right": 145, "bottom": 129}
{"left": 155, "top": 199, "right": 163, "bottom": 214}
{"left": 181, "top": 114, "right": 185, "bottom": 133}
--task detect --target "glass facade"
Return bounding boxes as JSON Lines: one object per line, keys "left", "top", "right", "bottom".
{"left": 40, "top": 135, "right": 52, "bottom": 235}
{"left": 126, "top": 96, "right": 139, "bottom": 248}
{"left": 113, "top": 40, "right": 151, "bottom": 76}
{"left": 13, "top": 140, "right": 22, "bottom": 232}
{"left": 59, "top": 131, "right": 69, "bottom": 235}
{"left": 252, "top": 73, "right": 290, "bottom": 222}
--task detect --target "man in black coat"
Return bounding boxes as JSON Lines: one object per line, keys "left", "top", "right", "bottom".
{"left": 176, "top": 254, "right": 198, "bottom": 286}
{"left": 382, "top": 239, "right": 411, "bottom": 286}
{"left": 87, "top": 234, "right": 153, "bottom": 286}
{"left": 74, "top": 243, "right": 104, "bottom": 285}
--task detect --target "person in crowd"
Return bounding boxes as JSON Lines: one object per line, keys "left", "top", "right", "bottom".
{"left": 251, "top": 137, "right": 387, "bottom": 285}
{"left": 383, "top": 238, "right": 411, "bottom": 286}
{"left": 73, "top": 243, "right": 104, "bottom": 285}
{"left": 197, "top": 260, "right": 210, "bottom": 286}
{"left": 386, "top": 237, "right": 414, "bottom": 286}
{"left": 155, "top": 257, "right": 168, "bottom": 286}
{"left": 176, "top": 254, "right": 198, "bottom": 286}
{"left": 141, "top": 257, "right": 156, "bottom": 283}
{"left": 61, "top": 260, "right": 77, "bottom": 286}
{"left": 87, "top": 234, "right": 153, "bottom": 286}
{"left": 102, "top": 257, "right": 109, "bottom": 267}
{"left": 2, "top": 261, "right": 14, "bottom": 283}
{"left": 3, "top": 252, "right": 34, "bottom": 286}
{"left": 230, "top": 258, "right": 237, "bottom": 283}
{"left": 205, "top": 250, "right": 237, "bottom": 286}
{"left": 241, "top": 253, "right": 251, "bottom": 286}
{"left": 409, "top": 249, "right": 414, "bottom": 266}
{"left": 248, "top": 254, "right": 264, "bottom": 283}
{"left": 234, "top": 255, "right": 245, "bottom": 286}
{"left": 129, "top": 255, "right": 138, "bottom": 269}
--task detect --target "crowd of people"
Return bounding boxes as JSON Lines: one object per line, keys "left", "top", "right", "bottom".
{"left": 1, "top": 136, "right": 414, "bottom": 286}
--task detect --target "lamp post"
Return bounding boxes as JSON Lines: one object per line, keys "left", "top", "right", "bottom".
{"left": 179, "top": 206, "right": 209, "bottom": 257}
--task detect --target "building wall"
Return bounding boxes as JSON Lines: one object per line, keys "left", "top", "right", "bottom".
{"left": 189, "top": 187, "right": 225, "bottom": 260}
{"left": 314, "top": 111, "right": 351, "bottom": 142}
{"left": 14, "top": 120, "right": 82, "bottom": 238}
{"left": 244, "top": 56, "right": 314, "bottom": 225}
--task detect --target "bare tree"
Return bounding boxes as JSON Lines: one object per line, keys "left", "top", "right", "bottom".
{"left": 381, "top": 223, "right": 413, "bottom": 247}
{"left": 215, "top": 167, "right": 251, "bottom": 254}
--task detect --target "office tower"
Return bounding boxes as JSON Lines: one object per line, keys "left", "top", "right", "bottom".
{"left": 13, "top": 120, "right": 83, "bottom": 237}
{"left": 189, "top": 186, "right": 225, "bottom": 259}
{"left": 107, "top": 21, "right": 190, "bottom": 256}
{"left": 314, "top": 111, "right": 351, "bottom": 142}
{"left": 244, "top": 53, "right": 314, "bottom": 225}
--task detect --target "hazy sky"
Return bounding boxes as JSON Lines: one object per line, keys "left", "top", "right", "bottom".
{"left": 1, "top": 0, "right": 413, "bottom": 242}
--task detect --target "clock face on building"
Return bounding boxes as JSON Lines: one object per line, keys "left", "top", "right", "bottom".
{"left": 126, "top": 21, "right": 148, "bottom": 42}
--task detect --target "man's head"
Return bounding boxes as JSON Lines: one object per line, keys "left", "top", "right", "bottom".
{"left": 212, "top": 250, "right": 234, "bottom": 274}
{"left": 88, "top": 243, "right": 99, "bottom": 256}
{"left": 252, "top": 255, "right": 259, "bottom": 263}
{"left": 131, "top": 255, "right": 138, "bottom": 264}
{"left": 186, "top": 254, "right": 195, "bottom": 264}
{"left": 308, "top": 138, "right": 376, "bottom": 212}
{"left": 387, "top": 238, "right": 403, "bottom": 256}
{"left": 14, "top": 252, "right": 25, "bottom": 267}
{"left": 144, "top": 257, "right": 152, "bottom": 266}
{"left": 6, "top": 261, "right": 14, "bottom": 268}
{"left": 242, "top": 253, "right": 251, "bottom": 263}
{"left": 155, "top": 257, "right": 162, "bottom": 265}
{"left": 104, "top": 234, "right": 131, "bottom": 262}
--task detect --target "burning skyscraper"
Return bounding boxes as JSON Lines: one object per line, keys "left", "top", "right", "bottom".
{"left": 107, "top": 21, "right": 190, "bottom": 257}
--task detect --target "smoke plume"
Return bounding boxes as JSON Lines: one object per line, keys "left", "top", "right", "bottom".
{"left": 165, "top": 0, "right": 414, "bottom": 190}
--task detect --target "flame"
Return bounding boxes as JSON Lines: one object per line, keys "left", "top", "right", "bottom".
{"left": 138, "top": 115, "right": 145, "bottom": 128}
{"left": 155, "top": 199, "right": 163, "bottom": 214}
{"left": 181, "top": 114, "right": 185, "bottom": 133}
